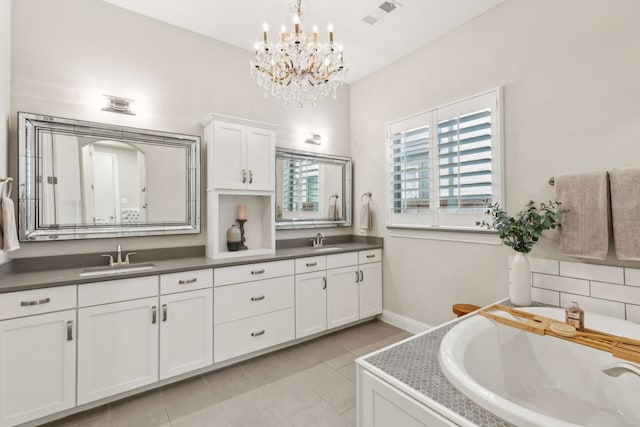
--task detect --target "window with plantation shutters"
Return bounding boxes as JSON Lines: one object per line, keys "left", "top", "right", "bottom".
{"left": 283, "top": 158, "right": 320, "bottom": 213}
{"left": 387, "top": 89, "right": 502, "bottom": 229}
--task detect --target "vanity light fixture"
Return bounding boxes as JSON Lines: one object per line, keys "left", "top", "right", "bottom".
{"left": 250, "top": 0, "right": 348, "bottom": 107}
{"left": 102, "top": 94, "right": 136, "bottom": 115}
{"left": 305, "top": 133, "right": 322, "bottom": 145}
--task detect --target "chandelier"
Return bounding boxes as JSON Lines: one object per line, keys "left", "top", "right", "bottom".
{"left": 250, "top": 0, "right": 348, "bottom": 107}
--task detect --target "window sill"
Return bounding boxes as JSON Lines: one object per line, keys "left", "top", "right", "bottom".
{"left": 387, "top": 225, "right": 502, "bottom": 245}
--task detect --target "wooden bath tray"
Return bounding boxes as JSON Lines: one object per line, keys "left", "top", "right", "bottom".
{"left": 478, "top": 304, "right": 640, "bottom": 364}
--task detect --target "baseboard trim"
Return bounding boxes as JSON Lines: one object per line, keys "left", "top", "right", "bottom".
{"left": 378, "top": 309, "right": 433, "bottom": 334}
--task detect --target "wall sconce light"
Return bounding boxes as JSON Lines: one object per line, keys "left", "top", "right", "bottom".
{"left": 102, "top": 94, "right": 136, "bottom": 115}
{"left": 305, "top": 133, "right": 322, "bottom": 145}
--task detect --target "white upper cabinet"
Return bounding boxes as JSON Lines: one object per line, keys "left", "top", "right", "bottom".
{"left": 202, "top": 114, "right": 277, "bottom": 192}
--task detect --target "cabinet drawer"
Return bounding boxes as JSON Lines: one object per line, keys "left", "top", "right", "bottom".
{"left": 78, "top": 276, "right": 158, "bottom": 307}
{"left": 214, "top": 260, "right": 294, "bottom": 287}
{"left": 295, "top": 256, "right": 326, "bottom": 274}
{"left": 214, "top": 308, "right": 294, "bottom": 363}
{"left": 214, "top": 276, "right": 294, "bottom": 324}
{"left": 326, "top": 252, "right": 358, "bottom": 269}
{"left": 359, "top": 249, "right": 382, "bottom": 264}
{"left": 160, "top": 269, "right": 213, "bottom": 294}
{"left": 0, "top": 285, "right": 77, "bottom": 321}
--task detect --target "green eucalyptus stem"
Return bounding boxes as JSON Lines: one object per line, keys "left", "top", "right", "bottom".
{"left": 476, "top": 200, "right": 563, "bottom": 254}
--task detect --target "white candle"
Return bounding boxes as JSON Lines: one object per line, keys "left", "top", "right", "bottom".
{"left": 237, "top": 204, "right": 247, "bottom": 220}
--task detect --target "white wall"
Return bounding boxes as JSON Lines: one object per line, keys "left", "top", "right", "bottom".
{"left": 0, "top": 0, "right": 10, "bottom": 264}
{"left": 9, "top": 0, "right": 351, "bottom": 257}
{"left": 350, "top": 0, "right": 640, "bottom": 325}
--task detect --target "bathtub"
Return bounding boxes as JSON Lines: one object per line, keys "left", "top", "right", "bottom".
{"left": 438, "top": 306, "right": 640, "bottom": 427}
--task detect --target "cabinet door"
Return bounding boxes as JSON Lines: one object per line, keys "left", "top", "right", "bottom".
{"left": 295, "top": 271, "right": 327, "bottom": 339}
{"left": 327, "top": 266, "right": 359, "bottom": 329}
{"left": 77, "top": 297, "right": 159, "bottom": 405}
{"left": 0, "top": 310, "right": 76, "bottom": 427}
{"left": 245, "top": 126, "right": 275, "bottom": 191}
{"left": 159, "top": 289, "right": 213, "bottom": 380}
{"left": 213, "top": 121, "right": 246, "bottom": 190}
{"left": 359, "top": 262, "right": 383, "bottom": 319}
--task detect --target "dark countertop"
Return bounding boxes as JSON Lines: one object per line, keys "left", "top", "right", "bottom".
{"left": 0, "top": 242, "right": 382, "bottom": 294}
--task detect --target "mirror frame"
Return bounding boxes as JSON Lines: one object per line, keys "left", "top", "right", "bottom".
{"left": 18, "top": 112, "right": 201, "bottom": 241}
{"left": 275, "top": 148, "right": 352, "bottom": 229}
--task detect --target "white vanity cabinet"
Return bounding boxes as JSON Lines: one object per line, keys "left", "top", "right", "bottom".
{"left": 202, "top": 114, "right": 277, "bottom": 192}
{"left": 0, "top": 286, "right": 77, "bottom": 427}
{"left": 213, "top": 260, "right": 295, "bottom": 363}
{"left": 159, "top": 270, "right": 213, "bottom": 380}
{"left": 77, "top": 276, "right": 159, "bottom": 405}
{"left": 295, "top": 249, "right": 383, "bottom": 338}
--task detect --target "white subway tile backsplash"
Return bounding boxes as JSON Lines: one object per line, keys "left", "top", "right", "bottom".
{"left": 627, "top": 304, "right": 640, "bottom": 323}
{"left": 591, "top": 281, "right": 640, "bottom": 306}
{"left": 531, "top": 287, "right": 559, "bottom": 306}
{"left": 532, "top": 273, "right": 590, "bottom": 295}
{"left": 529, "top": 257, "right": 559, "bottom": 275}
{"left": 559, "top": 261, "right": 624, "bottom": 284}
{"left": 559, "top": 293, "right": 626, "bottom": 320}
{"left": 624, "top": 268, "right": 640, "bottom": 287}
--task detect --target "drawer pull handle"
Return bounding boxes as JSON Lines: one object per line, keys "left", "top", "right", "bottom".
{"left": 152, "top": 306, "right": 157, "bottom": 324}
{"left": 178, "top": 278, "right": 198, "bottom": 285}
{"left": 249, "top": 170, "right": 253, "bottom": 184}
{"left": 67, "top": 320, "right": 73, "bottom": 341}
{"left": 360, "top": 271, "right": 364, "bottom": 282}
{"left": 366, "top": 254, "right": 375, "bottom": 259}
{"left": 162, "top": 304, "right": 168, "bottom": 322}
{"left": 251, "top": 295, "right": 265, "bottom": 301}
{"left": 306, "top": 262, "right": 317, "bottom": 267}
{"left": 20, "top": 297, "right": 51, "bottom": 307}
{"left": 242, "top": 169, "right": 247, "bottom": 183}
{"left": 251, "top": 329, "right": 265, "bottom": 337}
{"left": 355, "top": 271, "right": 360, "bottom": 283}
{"left": 323, "top": 276, "right": 327, "bottom": 290}
{"left": 251, "top": 269, "right": 265, "bottom": 275}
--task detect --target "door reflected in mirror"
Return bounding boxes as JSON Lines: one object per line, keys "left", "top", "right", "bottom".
{"left": 275, "top": 149, "right": 352, "bottom": 229}
{"left": 19, "top": 112, "right": 200, "bottom": 240}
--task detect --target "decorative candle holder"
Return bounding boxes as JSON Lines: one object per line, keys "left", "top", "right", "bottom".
{"left": 237, "top": 219, "right": 248, "bottom": 250}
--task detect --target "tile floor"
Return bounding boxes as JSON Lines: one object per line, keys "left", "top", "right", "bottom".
{"left": 46, "top": 320, "right": 411, "bottom": 427}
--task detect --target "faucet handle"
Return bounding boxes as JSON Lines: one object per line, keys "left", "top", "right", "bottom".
{"left": 124, "top": 252, "right": 137, "bottom": 264}
{"left": 101, "top": 254, "right": 114, "bottom": 266}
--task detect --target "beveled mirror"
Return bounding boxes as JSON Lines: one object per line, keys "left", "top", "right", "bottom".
{"left": 275, "top": 148, "right": 352, "bottom": 229}
{"left": 18, "top": 112, "right": 200, "bottom": 240}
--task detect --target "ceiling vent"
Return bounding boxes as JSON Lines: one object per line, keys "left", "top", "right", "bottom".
{"left": 379, "top": 1, "right": 397, "bottom": 13}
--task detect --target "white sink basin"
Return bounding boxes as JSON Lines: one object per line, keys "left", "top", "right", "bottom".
{"left": 313, "top": 246, "right": 343, "bottom": 253}
{"left": 439, "top": 306, "right": 640, "bottom": 427}
{"left": 79, "top": 262, "right": 155, "bottom": 277}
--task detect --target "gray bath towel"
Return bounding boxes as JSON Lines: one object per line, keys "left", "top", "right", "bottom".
{"left": 609, "top": 168, "right": 640, "bottom": 260}
{"left": 555, "top": 171, "right": 609, "bottom": 260}
{"left": 0, "top": 179, "right": 20, "bottom": 252}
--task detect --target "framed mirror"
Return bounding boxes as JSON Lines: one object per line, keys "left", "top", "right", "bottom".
{"left": 18, "top": 112, "right": 200, "bottom": 241}
{"left": 275, "top": 148, "right": 352, "bottom": 229}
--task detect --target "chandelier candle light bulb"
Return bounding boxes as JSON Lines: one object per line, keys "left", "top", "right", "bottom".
{"left": 250, "top": 0, "right": 347, "bottom": 107}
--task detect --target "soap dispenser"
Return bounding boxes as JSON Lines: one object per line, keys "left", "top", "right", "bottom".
{"left": 565, "top": 301, "right": 584, "bottom": 330}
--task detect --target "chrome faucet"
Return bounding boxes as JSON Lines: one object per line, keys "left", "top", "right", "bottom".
{"left": 101, "top": 244, "right": 136, "bottom": 267}
{"left": 602, "top": 362, "right": 640, "bottom": 378}
{"left": 311, "top": 232, "right": 326, "bottom": 248}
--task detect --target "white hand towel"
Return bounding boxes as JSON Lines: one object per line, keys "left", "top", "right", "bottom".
{"left": 555, "top": 171, "right": 609, "bottom": 260}
{"left": 609, "top": 168, "right": 640, "bottom": 260}
{"left": 360, "top": 198, "right": 371, "bottom": 231}
{"left": 0, "top": 179, "right": 20, "bottom": 252}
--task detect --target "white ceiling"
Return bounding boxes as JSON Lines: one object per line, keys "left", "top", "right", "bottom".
{"left": 101, "top": 0, "right": 503, "bottom": 83}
